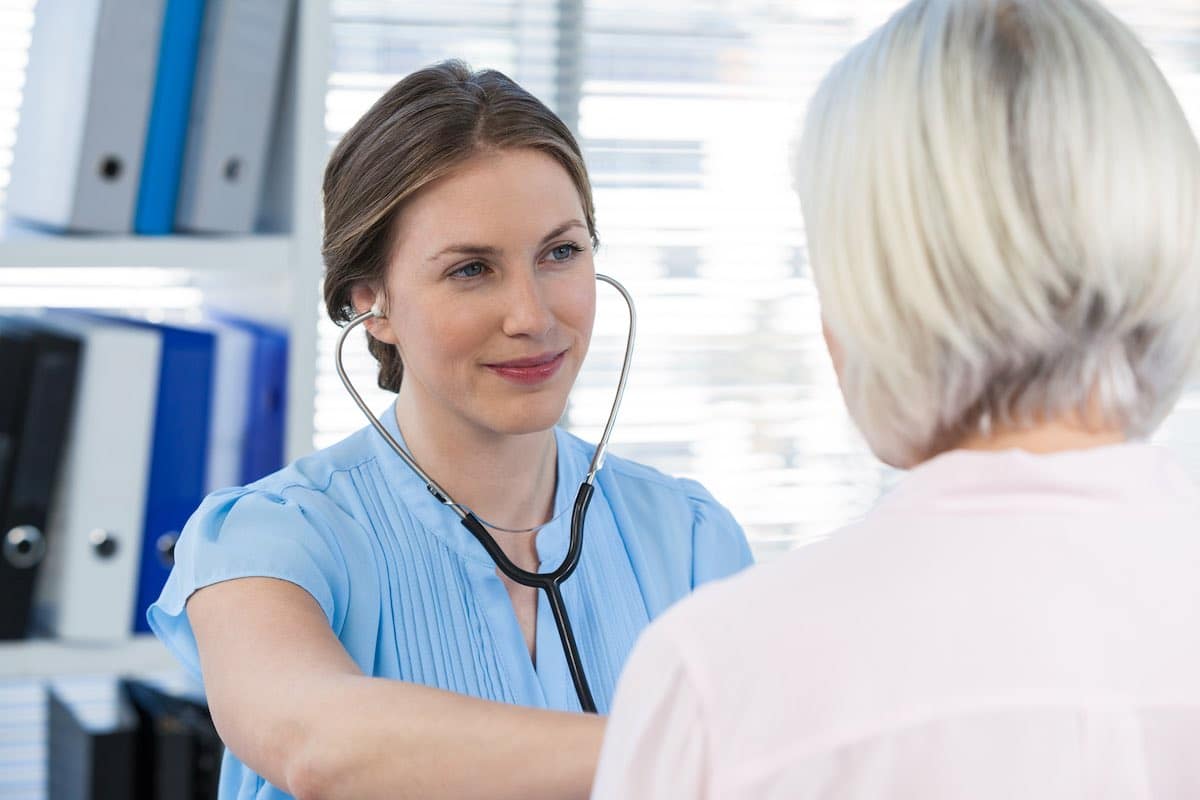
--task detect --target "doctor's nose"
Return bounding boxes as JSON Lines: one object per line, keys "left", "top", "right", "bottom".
{"left": 501, "top": 271, "right": 555, "bottom": 339}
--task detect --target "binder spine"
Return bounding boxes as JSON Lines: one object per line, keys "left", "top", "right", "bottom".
{"left": 71, "top": 0, "right": 166, "bottom": 232}
{"left": 48, "top": 684, "right": 138, "bottom": 800}
{"left": 0, "top": 332, "right": 81, "bottom": 640}
{"left": 133, "top": 327, "right": 214, "bottom": 634}
{"left": 0, "top": 331, "right": 35, "bottom": 525}
{"left": 175, "top": 0, "right": 295, "bottom": 233}
{"left": 242, "top": 328, "right": 288, "bottom": 483}
{"left": 34, "top": 318, "right": 160, "bottom": 642}
{"left": 135, "top": 0, "right": 208, "bottom": 235}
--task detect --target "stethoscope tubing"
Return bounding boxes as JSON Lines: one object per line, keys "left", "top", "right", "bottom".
{"left": 334, "top": 273, "right": 636, "bottom": 714}
{"left": 459, "top": 482, "right": 595, "bottom": 711}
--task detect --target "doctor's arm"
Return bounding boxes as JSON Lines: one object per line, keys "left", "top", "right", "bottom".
{"left": 188, "top": 576, "right": 604, "bottom": 800}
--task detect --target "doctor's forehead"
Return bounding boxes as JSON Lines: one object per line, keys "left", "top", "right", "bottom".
{"left": 392, "top": 149, "right": 587, "bottom": 255}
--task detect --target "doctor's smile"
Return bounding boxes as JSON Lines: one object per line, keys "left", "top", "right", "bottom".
{"left": 484, "top": 349, "right": 569, "bottom": 386}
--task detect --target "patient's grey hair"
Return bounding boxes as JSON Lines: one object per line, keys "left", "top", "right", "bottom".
{"left": 794, "top": 0, "right": 1200, "bottom": 467}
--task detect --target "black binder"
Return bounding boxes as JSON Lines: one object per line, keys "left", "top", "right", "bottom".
{"left": 47, "top": 680, "right": 139, "bottom": 800}
{"left": 0, "top": 324, "right": 36, "bottom": 525}
{"left": 0, "top": 318, "right": 81, "bottom": 639}
{"left": 125, "top": 678, "right": 222, "bottom": 800}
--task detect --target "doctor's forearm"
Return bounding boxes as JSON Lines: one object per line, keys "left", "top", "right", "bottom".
{"left": 284, "top": 674, "right": 605, "bottom": 800}
{"left": 189, "top": 580, "right": 603, "bottom": 799}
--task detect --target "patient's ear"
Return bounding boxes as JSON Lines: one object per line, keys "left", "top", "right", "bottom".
{"left": 350, "top": 283, "right": 398, "bottom": 345}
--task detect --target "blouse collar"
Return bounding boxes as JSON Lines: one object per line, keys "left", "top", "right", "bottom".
{"left": 368, "top": 399, "right": 587, "bottom": 568}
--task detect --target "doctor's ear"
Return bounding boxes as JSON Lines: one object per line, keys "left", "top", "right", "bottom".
{"left": 350, "top": 284, "right": 398, "bottom": 345}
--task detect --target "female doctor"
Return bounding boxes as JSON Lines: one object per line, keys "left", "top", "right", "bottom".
{"left": 148, "top": 60, "right": 753, "bottom": 800}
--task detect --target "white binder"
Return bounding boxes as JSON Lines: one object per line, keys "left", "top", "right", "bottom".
{"left": 197, "top": 318, "right": 254, "bottom": 493}
{"left": 175, "top": 0, "right": 295, "bottom": 234}
{"left": 7, "top": 0, "right": 165, "bottom": 233}
{"left": 34, "top": 317, "right": 160, "bottom": 642}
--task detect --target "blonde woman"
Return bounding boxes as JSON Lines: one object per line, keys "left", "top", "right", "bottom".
{"left": 594, "top": 0, "right": 1200, "bottom": 796}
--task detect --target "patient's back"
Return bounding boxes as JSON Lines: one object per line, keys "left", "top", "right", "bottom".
{"left": 642, "top": 444, "right": 1200, "bottom": 799}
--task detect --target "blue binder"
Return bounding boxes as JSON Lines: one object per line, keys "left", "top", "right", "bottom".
{"left": 135, "top": 0, "right": 207, "bottom": 234}
{"left": 210, "top": 314, "right": 287, "bottom": 483}
{"left": 96, "top": 318, "right": 214, "bottom": 634}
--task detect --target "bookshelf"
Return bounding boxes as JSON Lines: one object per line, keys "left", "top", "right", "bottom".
{"left": 0, "top": 230, "right": 292, "bottom": 271}
{"left": 0, "top": 635, "right": 178, "bottom": 680}
{"left": 0, "top": 0, "right": 331, "bottom": 676}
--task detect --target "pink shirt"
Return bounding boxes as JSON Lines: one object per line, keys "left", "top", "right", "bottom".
{"left": 593, "top": 444, "right": 1200, "bottom": 799}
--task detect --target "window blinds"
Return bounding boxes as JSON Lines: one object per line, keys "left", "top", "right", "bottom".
{"left": 318, "top": 1, "right": 1200, "bottom": 556}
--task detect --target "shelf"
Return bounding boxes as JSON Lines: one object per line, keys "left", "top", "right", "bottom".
{"left": 0, "top": 225, "right": 293, "bottom": 272}
{"left": 0, "top": 635, "right": 180, "bottom": 679}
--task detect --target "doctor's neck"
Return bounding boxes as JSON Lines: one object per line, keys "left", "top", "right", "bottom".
{"left": 392, "top": 386, "right": 559, "bottom": 533}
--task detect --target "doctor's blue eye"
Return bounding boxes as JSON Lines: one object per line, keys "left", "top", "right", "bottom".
{"left": 450, "top": 262, "right": 487, "bottom": 279}
{"left": 548, "top": 243, "right": 584, "bottom": 262}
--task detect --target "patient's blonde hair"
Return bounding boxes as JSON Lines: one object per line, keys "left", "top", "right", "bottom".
{"left": 794, "top": 0, "right": 1200, "bottom": 467}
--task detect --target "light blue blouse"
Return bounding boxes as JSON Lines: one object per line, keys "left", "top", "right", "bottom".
{"left": 149, "top": 402, "right": 753, "bottom": 799}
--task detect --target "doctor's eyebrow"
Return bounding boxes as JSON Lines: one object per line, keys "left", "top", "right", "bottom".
{"left": 426, "top": 219, "right": 588, "bottom": 262}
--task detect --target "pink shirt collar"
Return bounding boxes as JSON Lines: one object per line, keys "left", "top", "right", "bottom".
{"left": 875, "top": 442, "right": 1199, "bottom": 515}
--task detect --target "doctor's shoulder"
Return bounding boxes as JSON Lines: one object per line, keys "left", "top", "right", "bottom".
{"left": 221, "top": 422, "right": 376, "bottom": 501}
{"left": 557, "top": 429, "right": 755, "bottom": 588}
{"left": 186, "top": 422, "right": 391, "bottom": 558}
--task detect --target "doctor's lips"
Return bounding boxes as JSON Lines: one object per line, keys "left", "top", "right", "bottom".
{"left": 484, "top": 350, "right": 567, "bottom": 385}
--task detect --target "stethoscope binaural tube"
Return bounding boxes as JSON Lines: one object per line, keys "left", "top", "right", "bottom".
{"left": 334, "top": 273, "right": 637, "bottom": 713}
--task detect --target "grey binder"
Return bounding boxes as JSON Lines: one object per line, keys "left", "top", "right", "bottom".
{"left": 32, "top": 314, "right": 160, "bottom": 642}
{"left": 7, "top": 0, "right": 165, "bottom": 233}
{"left": 175, "top": 0, "right": 295, "bottom": 234}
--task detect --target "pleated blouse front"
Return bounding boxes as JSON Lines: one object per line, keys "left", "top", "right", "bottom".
{"left": 149, "top": 401, "right": 753, "bottom": 800}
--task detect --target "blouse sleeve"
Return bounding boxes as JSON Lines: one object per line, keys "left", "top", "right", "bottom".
{"left": 592, "top": 622, "right": 711, "bottom": 799}
{"left": 682, "top": 478, "right": 755, "bottom": 588}
{"left": 146, "top": 486, "right": 351, "bottom": 681}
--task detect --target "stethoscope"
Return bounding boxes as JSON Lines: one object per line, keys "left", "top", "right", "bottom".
{"left": 335, "top": 274, "right": 636, "bottom": 713}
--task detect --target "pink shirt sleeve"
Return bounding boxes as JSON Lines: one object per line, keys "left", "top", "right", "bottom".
{"left": 591, "top": 626, "right": 710, "bottom": 799}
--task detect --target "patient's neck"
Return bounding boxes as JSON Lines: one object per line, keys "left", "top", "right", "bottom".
{"left": 956, "top": 418, "right": 1126, "bottom": 455}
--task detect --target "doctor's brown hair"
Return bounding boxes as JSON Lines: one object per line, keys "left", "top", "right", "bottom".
{"left": 321, "top": 60, "right": 598, "bottom": 392}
